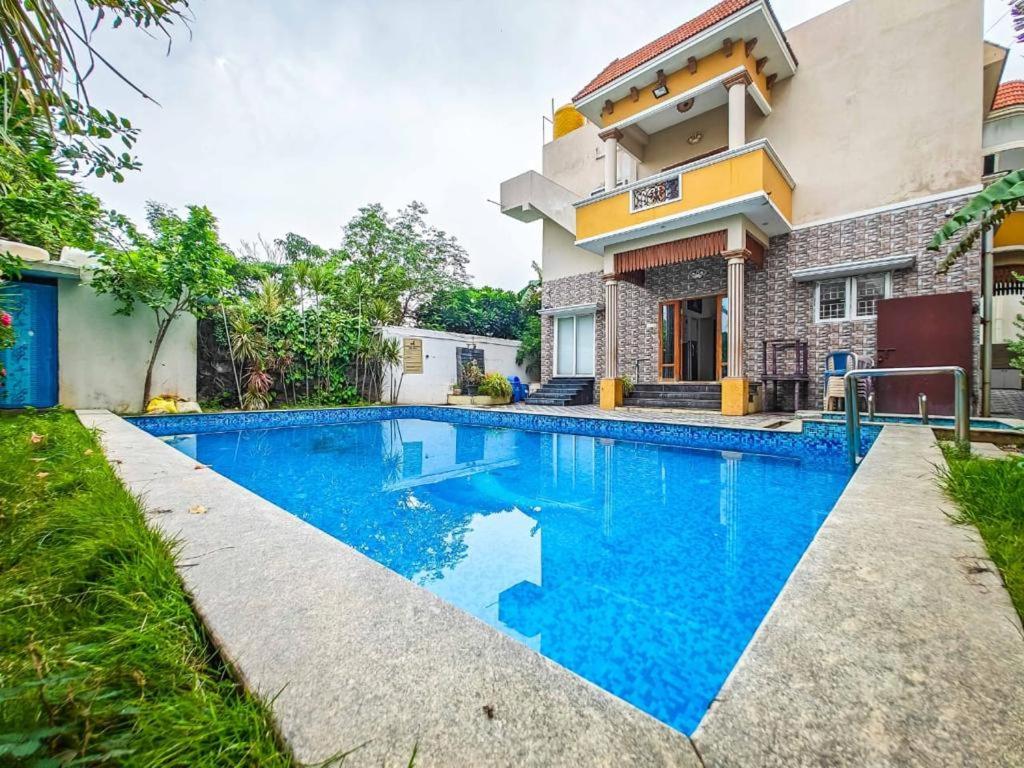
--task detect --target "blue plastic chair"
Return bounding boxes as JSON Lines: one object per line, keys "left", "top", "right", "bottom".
{"left": 507, "top": 376, "right": 526, "bottom": 403}
{"left": 823, "top": 351, "right": 857, "bottom": 392}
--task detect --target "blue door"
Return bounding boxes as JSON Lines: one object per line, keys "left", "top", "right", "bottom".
{"left": 1, "top": 281, "right": 58, "bottom": 408}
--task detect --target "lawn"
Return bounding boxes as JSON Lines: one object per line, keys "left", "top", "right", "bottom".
{"left": 0, "top": 410, "right": 293, "bottom": 767}
{"left": 940, "top": 446, "right": 1024, "bottom": 620}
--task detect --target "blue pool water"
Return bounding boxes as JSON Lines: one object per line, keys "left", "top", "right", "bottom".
{"left": 155, "top": 412, "right": 856, "bottom": 734}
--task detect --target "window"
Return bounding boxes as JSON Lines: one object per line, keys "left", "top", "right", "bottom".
{"left": 814, "top": 273, "right": 891, "bottom": 322}
{"left": 854, "top": 273, "right": 887, "bottom": 317}
{"left": 817, "top": 278, "right": 847, "bottom": 320}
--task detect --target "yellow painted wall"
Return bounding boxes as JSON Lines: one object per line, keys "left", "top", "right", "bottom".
{"left": 995, "top": 211, "right": 1024, "bottom": 249}
{"left": 596, "top": 40, "right": 771, "bottom": 127}
{"left": 761, "top": 151, "right": 793, "bottom": 221}
{"left": 575, "top": 148, "right": 790, "bottom": 242}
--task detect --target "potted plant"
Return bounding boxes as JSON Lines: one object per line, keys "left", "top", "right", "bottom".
{"left": 478, "top": 372, "right": 513, "bottom": 404}
{"left": 621, "top": 373, "right": 635, "bottom": 398}
{"left": 450, "top": 381, "right": 462, "bottom": 396}
{"left": 461, "top": 360, "right": 483, "bottom": 395}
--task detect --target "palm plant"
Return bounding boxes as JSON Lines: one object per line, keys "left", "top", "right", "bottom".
{"left": 0, "top": 1, "right": 189, "bottom": 181}
{"left": 241, "top": 360, "right": 273, "bottom": 411}
{"left": 929, "top": 169, "right": 1024, "bottom": 273}
{"left": 0, "top": 1, "right": 187, "bottom": 115}
{"left": 227, "top": 307, "right": 276, "bottom": 410}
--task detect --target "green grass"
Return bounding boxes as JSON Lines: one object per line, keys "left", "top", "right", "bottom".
{"left": 0, "top": 411, "right": 293, "bottom": 767}
{"left": 940, "top": 445, "right": 1024, "bottom": 620}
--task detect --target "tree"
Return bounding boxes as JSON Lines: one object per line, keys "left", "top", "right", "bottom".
{"left": 416, "top": 286, "right": 526, "bottom": 338}
{"left": 339, "top": 202, "right": 470, "bottom": 322}
{"left": 0, "top": 75, "right": 109, "bottom": 256}
{"left": 91, "top": 203, "right": 236, "bottom": 406}
{"left": 1, "top": 0, "right": 189, "bottom": 180}
{"left": 516, "top": 262, "right": 542, "bottom": 378}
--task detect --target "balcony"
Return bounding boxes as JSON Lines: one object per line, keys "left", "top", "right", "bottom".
{"left": 499, "top": 171, "right": 577, "bottom": 234}
{"left": 573, "top": 139, "right": 794, "bottom": 253}
{"left": 994, "top": 211, "right": 1024, "bottom": 249}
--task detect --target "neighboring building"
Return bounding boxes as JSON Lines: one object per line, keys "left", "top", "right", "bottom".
{"left": 0, "top": 241, "right": 197, "bottom": 413}
{"left": 382, "top": 326, "right": 531, "bottom": 405}
{"left": 501, "top": 0, "right": 1022, "bottom": 414}
{"left": 985, "top": 80, "right": 1024, "bottom": 389}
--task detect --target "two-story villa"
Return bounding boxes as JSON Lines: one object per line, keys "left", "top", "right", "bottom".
{"left": 501, "top": 0, "right": 1023, "bottom": 415}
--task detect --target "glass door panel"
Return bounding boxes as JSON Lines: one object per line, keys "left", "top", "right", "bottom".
{"left": 719, "top": 296, "right": 729, "bottom": 379}
{"left": 555, "top": 316, "right": 574, "bottom": 376}
{"left": 574, "top": 314, "right": 595, "bottom": 375}
{"left": 659, "top": 302, "right": 680, "bottom": 380}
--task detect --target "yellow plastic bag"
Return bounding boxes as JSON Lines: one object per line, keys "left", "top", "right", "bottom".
{"left": 146, "top": 396, "right": 178, "bottom": 414}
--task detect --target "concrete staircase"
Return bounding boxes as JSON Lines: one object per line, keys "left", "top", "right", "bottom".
{"left": 623, "top": 383, "right": 722, "bottom": 410}
{"left": 525, "top": 377, "right": 595, "bottom": 406}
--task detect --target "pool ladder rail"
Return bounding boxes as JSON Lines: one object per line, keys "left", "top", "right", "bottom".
{"left": 843, "top": 366, "right": 969, "bottom": 467}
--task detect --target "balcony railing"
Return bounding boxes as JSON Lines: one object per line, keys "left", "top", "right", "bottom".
{"left": 573, "top": 139, "right": 795, "bottom": 250}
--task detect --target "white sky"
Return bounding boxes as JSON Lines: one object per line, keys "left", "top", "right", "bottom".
{"left": 79, "top": 0, "right": 1023, "bottom": 289}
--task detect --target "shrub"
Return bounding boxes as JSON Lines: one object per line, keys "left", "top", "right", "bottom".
{"left": 621, "top": 373, "right": 635, "bottom": 397}
{"left": 478, "top": 372, "right": 512, "bottom": 400}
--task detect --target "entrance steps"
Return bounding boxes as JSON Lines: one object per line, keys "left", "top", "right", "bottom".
{"left": 525, "top": 377, "right": 595, "bottom": 406}
{"left": 624, "top": 382, "right": 722, "bottom": 410}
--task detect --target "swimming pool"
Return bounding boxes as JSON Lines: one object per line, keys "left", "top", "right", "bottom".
{"left": 131, "top": 407, "right": 871, "bottom": 735}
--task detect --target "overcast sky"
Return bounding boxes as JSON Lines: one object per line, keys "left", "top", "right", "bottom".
{"left": 79, "top": 0, "right": 1022, "bottom": 289}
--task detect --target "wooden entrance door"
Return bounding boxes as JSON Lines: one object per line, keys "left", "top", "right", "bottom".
{"left": 874, "top": 292, "right": 973, "bottom": 415}
{"left": 658, "top": 295, "right": 724, "bottom": 382}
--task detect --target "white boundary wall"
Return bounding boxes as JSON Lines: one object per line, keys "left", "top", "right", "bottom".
{"left": 382, "top": 326, "right": 532, "bottom": 405}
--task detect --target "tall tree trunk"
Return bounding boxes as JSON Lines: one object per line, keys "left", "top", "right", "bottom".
{"left": 143, "top": 314, "right": 173, "bottom": 408}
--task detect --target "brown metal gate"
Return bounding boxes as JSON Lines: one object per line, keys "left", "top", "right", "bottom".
{"left": 874, "top": 292, "right": 974, "bottom": 415}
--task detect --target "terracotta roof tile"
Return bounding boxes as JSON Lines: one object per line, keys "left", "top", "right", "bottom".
{"left": 993, "top": 80, "right": 1024, "bottom": 111}
{"left": 573, "top": 0, "right": 758, "bottom": 102}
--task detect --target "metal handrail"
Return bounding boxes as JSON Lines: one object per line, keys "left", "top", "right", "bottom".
{"left": 843, "top": 366, "right": 970, "bottom": 466}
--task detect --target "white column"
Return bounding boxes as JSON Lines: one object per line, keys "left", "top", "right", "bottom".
{"left": 726, "top": 78, "right": 748, "bottom": 150}
{"left": 726, "top": 254, "right": 746, "bottom": 378}
{"left": 601, "top": 130, "right": 620, "bottom": 192}
{"left": 604, "top": 276, "right": 619, "bottom": 378}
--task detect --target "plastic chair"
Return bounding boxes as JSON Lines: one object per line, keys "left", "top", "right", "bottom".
{"left": 823, "top": 351, "right": 857, "bottom": 390}
{"left": 507, "top": 376, "right": 526, "bottom": 403}
{"left": 822, "top": 352, "right": 874, "bottom": 410}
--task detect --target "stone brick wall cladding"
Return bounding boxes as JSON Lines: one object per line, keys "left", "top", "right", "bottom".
{"left": 747, "top": 195, "right": 981, "bottom": 409}
{"left": 541, "top": 271, "right": 605, "bottom": 397}
{"left": 618, "top": 259, "right": 729, "bottom": 384}
{"left": 538, "top": 196, "right": 981, "bottom": 410}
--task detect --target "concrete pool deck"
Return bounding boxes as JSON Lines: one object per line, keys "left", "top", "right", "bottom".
{"left": 78, "top": 409, "right": 1024, "bottom": 766}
